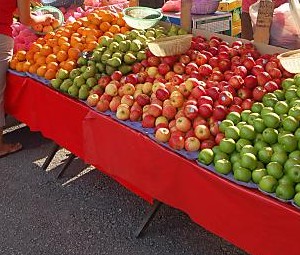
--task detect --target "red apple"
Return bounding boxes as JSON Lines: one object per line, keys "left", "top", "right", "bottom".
{"left": 147, "top": 103, "right": 163, "bottom": 117}
{"left": 132, "top": 62, "right": 143, "bottom": 74}
{"left": 136, "top": 93, "right": 150, "bottom": 107}
{"left": 86, "top": 94, "right": 100, "bottom": 107}
{"left": 241, "top": 98, "right": 254, "bottom": 110}
{"left": 162, "top": 105, "right": 177, "bottom": 120}
{"left": 184, "top": 137, "right": 201, "bottom": 151}
{"left": 198, "top": 95, "right": 213, "bottom": 106}
{"left": 155, "top": 127, "right": 171, "bottom": 143}
{"left": 194, "top": 124, "right": 211, "bottom": 140}
{"left": 257, "top": 71, "right": 272, "bottom": 86}
{"left": 218, "top": 90, "right": 233, "bottom": 106}
{"left": 228, "top": 75, "right": 244, "bottom": 89}
{"left": 195, "top": 53, "right": 208, "bottom": 66}
{"left": 215, "top": 132, "right": 225, "bottom": 145}
{"left": 121, "top": 94, "right": 134, "bottom": 106}
{"left": 96, "top": 99, "right": 110, "bottom": 112}
{"left": 179, "top": 54, "right": 191, "bottom": 64}
{"left": 244, "top": 75, "right": 258, "bottom": 89}
{"left": 148, "top": 56, "right": 161, "bottom": 66}
{"left": 185, "top": 62, "right": 199, "bottom": 75}
{"left": 213, "top": 105, "right": 227, "bottom": 121}
{"left": 198, "top": 103, "right": 213, "bottom": 118}
{"left": 252, "top": 86, "right": 267, "bottom": 101}
{"left": 111, "top": 71, "right": 123, "bottom": 81}
{"left": 183, "top": 104, "right": 198, "bottom": 120}
{"left": 264, "top": 81, "right": 279, "bottom": 92}
{"left": 237, "top": 87, "right": 252, "bottom": 100}
{"left": 168, "top": 135, "right": 185, "bottom": 150}
{"left": 98, "top": 75, "right": 111, "bottom": 87}
{"left": 173, "top": 62, "right": 186, "bottom": 75}
{"left": 233, "top": 65, "right": 248, "bottom": 78}
{"left": 229, "top": 104, "right": 243, "bottom": 113}
{"left": 175, "top": 116, "right": 192, "bottom": 132}
{"left": 205, "top": 87, "right": 220, "bottom": 101}
{"left": 198, "top": 64, "right": 213, "bottom": 77}
{"left": 142, "top": 114, "right": 156, "bottom": 128}
{"left": 109, "top": 96, "right": 121, "bottom": 112}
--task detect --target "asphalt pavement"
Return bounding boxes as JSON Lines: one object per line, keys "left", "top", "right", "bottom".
{"left": 0, "top": 116, "right": 247, "bottom": 255}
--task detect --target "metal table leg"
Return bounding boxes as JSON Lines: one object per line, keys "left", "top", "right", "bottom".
{"left": 135, "top": 200, "right": 162, "bottom": 238}
{"left": 56, "top": 153, "right": 76, "bottom": 179}
{"left": 42, "top": 143, "right": 60, "bottom": 170}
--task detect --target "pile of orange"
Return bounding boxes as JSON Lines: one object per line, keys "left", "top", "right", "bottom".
{"left": 10, "top": 10, "right": 131, "bottom": 80}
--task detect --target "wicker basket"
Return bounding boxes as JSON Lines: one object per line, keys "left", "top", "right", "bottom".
{"left": 41, "top": 0, "right": 84, "bottom": 8}
{"left": 148, "top": 34, "right": 193, "bottom": 57}
{"left": 277, "top": 49, "right": 300, "bottom": 74}
{"left": 191, "top": 0, "right": 220, "bottom": 15}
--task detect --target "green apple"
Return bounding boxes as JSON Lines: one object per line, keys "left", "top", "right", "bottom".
{"left": 213, "top": 152, "right": 230, "bottom": 163}
{"left": 282, "top": 116, "right": 299, "bottom": 132}
{"left": 275, "top": 184, "right": 295, "bottom": 200}
{"left": 254, "top": 140, "right": 268, "bottom": 151}
{"left": 294, "top": 128, "right": 300, "bottom": 140}
{"left": 198, "top": 148, "right": 214, "bottom": 165}
{"left": 262, "top": 128, "right": 278, "bottom": 145}
{"left": 285, "top": 87, "right": 298, "bottom": 102}
{"left": 295, "top": 183, "right": 300, "bottom": 192}
{"left": 293, "top": 192, "right": 300, "bottom": 207}
{"left": 258, "top": 147, "right": 274, "bottom": 164}
{"left": 263, "top": 93, "right": 278, "bottom": 107}
{"left": 219, "top": 119, "right": 234, "bottom": 133}
{"left": 281, "top": 78, "right": 295, "bottom": 90}
{"left": 288, "top": 106, "right": 300, "bottom": 122}
{"left": 279, "top": 175, "right": 295, "bottom": 186}
{"left": 274, "top": 101, "right": 289, "bottom": 115}
{"left": 241, "top": 153, "right": 257, "bottom": 170}
{"left": 279, "top": 134, "right": 298, "bottom": 152}
{"left": 50, "top": 78, "right": 63, "bottom": 89}
{"left": 212, "top": 146, "right": 221, "bottom": 154}
{"left": 259, "top": 175, "right": 278, "bottom": 193}
{"left": 214, "top": 159, "right": 232, "bottom": 175}
{"left": 225, "top": 126, "right": 240, "bottom": 141}
{"left": 236, "top": 138, "right": 252, "bottom": 152}
{"left": 252, "top": 168, "right": 267, "bottom": 184}
{"left": 289, "top": 150, "right": 300, "bottom": 160}
{"left": 236, "top": 121, "right": 247, "bottom": 130}
{"left": 273, "top": 89, "right": 285, "bottom": 101}
{"left": 272, "top": 143, "right": 286, "bottom": 153}
{"left": 289, "top": 99, "right": 300, "bottom": 108}
{"left": 226, "top": 112, "right": 241, "bottom": 125}
{"left": 230, "top": 151, "right": 241, "bottom": 164}
{"left": 284, "top": 158, "right": 300, "bottom": 171}
{"left": 251, "top": 102, "right": 264, "bottom": 113}
{"left": 239, "top": 125, "right": 256, "bottom": 140}
{"left": 253, "top": 118, "right": 266, "bottom": 133}
{"left": 271, "top": 151, "right": 288, "bottom": 165}
{"left": 241, "top": 110, "right": 251, "bottom": 122}
{"left": 234, "top": 167, "right": 252, "bottom": 182}
{"left": 219, "top": 138, "right": 236, "bottom": 154}
{"left": 247, "top": 113, "right": 260, "bottom": 125}
{"left": 260, "top": 107, "right": 274, "bottom": 116}
{"left": 266, "top": 162, "right": 283, "bottom": 179}
{"left": 240, "top": 145, "right": 257, "bottom": 156}
{"left": 262, "top": 112, "right": 280, "bottom": 128}
{"left": 286, "top": 165, "right": 300, "bottom": 183}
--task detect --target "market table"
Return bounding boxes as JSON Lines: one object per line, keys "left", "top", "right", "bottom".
{"left": 5, "top": 73, "right": 300, "bottom": 255}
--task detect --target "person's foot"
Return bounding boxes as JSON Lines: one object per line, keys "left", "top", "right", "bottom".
{"left": 0, "top": 142, "right": 22, "bottom": 158}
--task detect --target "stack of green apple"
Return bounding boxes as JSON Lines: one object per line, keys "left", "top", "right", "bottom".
{"left": 81, "top": 25, "right": 187, "bottom": 76}
{"left": 200, "top": 75, "right": 300, "bottom": 208}
{"left": 50, "top": 62, "right": 102, "bottom": 100}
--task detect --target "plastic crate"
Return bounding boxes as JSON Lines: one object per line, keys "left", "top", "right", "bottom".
{"left": 192, "top": 12, "right": 232, "bottom": 34}
{"left": 217, "top": 0, "right": 242, "bottom": 12}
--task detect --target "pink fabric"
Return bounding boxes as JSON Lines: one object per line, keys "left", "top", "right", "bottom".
{"left": 242, "top": 0, "right": 288, "bottom": 13}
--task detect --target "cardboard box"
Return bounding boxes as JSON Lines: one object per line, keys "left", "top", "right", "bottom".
{"left": 218, "top": 0, "right": 242, "bottom": 12}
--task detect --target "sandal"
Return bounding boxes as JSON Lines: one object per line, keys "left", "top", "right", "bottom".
{"left": 0, "top": 142, "right": 23, "bottom": 158}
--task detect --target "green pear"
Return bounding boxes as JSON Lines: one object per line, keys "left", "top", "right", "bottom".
{"left": 77, "top": 56, "right": 88, "bottom": 67}
{"left": 124, "top": 53, "right": 137, "bottom": 64}
{"left": 137, "top": 51, "right": 146, "bottom": 61}
{"left": 105, "top": 65, "right": 117, "bottom": 76}
{"left": 136, "top": 35, "right": 147, "bottom": 43}
{"left": 118, "top": 40, "right": 131, "bottom": 52}
{"left": 95, "top": 73, "right": 101, "bottom": 80}
{"left": 99, "top": 36, "right": 113, "bottom": 47}
{"left": 130, "top": 40, "right": 142, "bottom": 52}
{"left": 87, "top": 60, "right": 96, "bottom": 67}
{"left": 57, "top": 69, "right": 69, "bottom": 80}
{"left": 96, "top": 62, "right": 105, "bottom": 73}
{"left": 73, "top": 75, "right": 86, "bottom": 88}
{"left": 107, "top": 57, "right": 122, "bottom": 68}
{"left": 118, "top": 64, "right": 132, "bottom": 75}
{"left": 91, "top": 50, "right": 102, "bottom": 62}
{"left": 78, "top": 86, "right": 89, "bottom": 100}
{"left": 50, "top": 78, "right": 63, "bottom": 89}
{"left": 128, "top": 29, "right": 140, "bottom": 40}
{"left": 60, "top": 79, "right": 73, "bottom": 92}
{"left": 82, "top": 66, "right": 96, "bottom": 79}
{"left": 145, "top": 30, "right": 155, "bottom": 38}
{"left": 69, "top": 68, "right": 81, "bottom": 80}
{"left": 80, "top": 65, "right": 87, "bottom": 73}
{"left": 68, "top": 85, "right": 79, "bottom": 97}
{"left": 109, "top": 41, "right": 119, "bottom": 53}
{"left": 86, "top": 77, "right": 98, "bottom": 88}
{"left": 101, "top": 53, "right": 111, "bottom": 64}
{"left": 113, "top": 33, "right": 126, "bottom": 43}
{"left": 112, "top": 52, "right": 123, "bottom": 59}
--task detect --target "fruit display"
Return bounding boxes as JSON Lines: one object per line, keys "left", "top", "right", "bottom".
{"left": 9, "top": 9, "right": 130, "bottom": 79}
{"left": 7, "top": 5, "right": 300, "bottom": 209}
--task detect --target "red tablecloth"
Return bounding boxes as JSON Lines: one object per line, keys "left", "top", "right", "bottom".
{"left": 5, "top": 73, "right": 300, "bottom": 255}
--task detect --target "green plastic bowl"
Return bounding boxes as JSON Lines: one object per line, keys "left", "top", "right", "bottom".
{"left": 123, "top": 7, "right": 163, "bottom": 30}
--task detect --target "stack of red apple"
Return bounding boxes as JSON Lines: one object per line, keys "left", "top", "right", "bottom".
{"left": 86, "top": 34, "right": 293, "bottom": 154}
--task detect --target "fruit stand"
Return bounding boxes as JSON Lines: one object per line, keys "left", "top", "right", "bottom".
{"left": 5, "top": 0, "right": 300, "bottom": 255}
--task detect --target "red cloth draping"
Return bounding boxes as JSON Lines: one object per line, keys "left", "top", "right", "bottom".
{"left": 5, "top": 73, "right": 300, "bottom": 255}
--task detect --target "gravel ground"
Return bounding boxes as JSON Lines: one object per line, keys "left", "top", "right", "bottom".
{"left": 0, "top": 117, "right": 248, "bottom": 255}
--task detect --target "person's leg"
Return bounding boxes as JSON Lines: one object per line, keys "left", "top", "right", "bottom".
{"left": 0, "top": 34, "right": 22, "bottom": 157}
{"left": 241, "top": 12, "right": 254, "bottom": 40}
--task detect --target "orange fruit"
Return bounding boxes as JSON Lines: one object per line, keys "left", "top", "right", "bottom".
{"left": 46, "top": 54, "right": 57, "bottom": 64}
{"left": 61, "top": 28, "right": 72, "bottom": 38}
{"left": 16, "top": 50, "right": 27, "bottom": 62}
{"left": 9, "top": 58, "right": 18, "bottom": 69}
{"left": 109, "top": 24, "right": 120, "bottom": 34}
{"left": 102, "top": 13, "right": 114, "bottom": 23}
{"left": 43, "top": 25, "right": 54, "bottom": 34}
{"left": 22, "top": 61, "right": 31, "bottom": 72}
{"left": 77, "top": 27, "right": 85, "bottom": 35}
{"left": 87, "top": 13, "right": 98, "bottom": 22}
{"left": 44, "top": 68, "right": 57, "bottom": 80}
{"left": 58, "top": 36, "right": 69, "bottom": 46}
{"left": 28, "top": 63, "right": 39, "bottom": 74}
{"left": 46, "top": 61, "right": 59, "bottom": 71}
{"left": 15, "top": 61, "right": 24, "bottom": 72}
{"left": 51, "top": 19, "right": 60, "bottom": 29}
{"left": 44, "top": 31, "right": 55, "bottom": 40}
{"left": 47, "top": 38, "right": 58, "bottom": 48}
{"left": 56, "top": 50, "right": 68, "bottom": 62}
{"left": 36, "top": 65, "right": 47, "bottom": 77}
{"left": 86, "top": 41, "right": 98, "bottom": 51}
{"left": 40, "top": 45, "right": 53, "bottom": 56}
{"left": 85, "top": 35, "right": 97, "bottom": 44}
{"left": 63, "top": 60, "right": 76, "bottom": 72}
{"left": 116, "top": 18, "right": 126, "bottom": 27}
{"left": 100, "top": 22, "right": 111, "bottom": 32}
{"left": 32, "top": 24, "right": 43, "bottom": 32}
{"left": 103, "top": 31, "right": 114, "bottom": 38}
{"left": 33, "top": 52, "right": 43, "bottom": 62}
{"left": 68, "top": 47, "right": 80, "bottom": 60}
{"left": 72, "top": 21, "right": 82, "bottom": 31}
{"left": 120, "top": 26, "right": 129, "bottom": 34}
{"left": 52, "top": 45, "right": 61, "bottom": 54}
{"left": 91, "top": 16, "right": 102, "bottom": 26}
{"left": 25, "top": 51, "right": 35, "bottom": 61}
{"left": 29, "top": 42, "right": 43, "bottom": 53}
{"left": 36, "top": 37, "right": 46, "bottom": 45}
{"left": 60, "top": 42, "right": 71, "bottom": 52}
{"left": 73, "top": 42, "right": 84, "bottom": 51}
{"left": 36, "top": 55, "right": 46, "bottom": 66}
{"left": 87, "top": 23, "right": 98, "bottom": 30}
